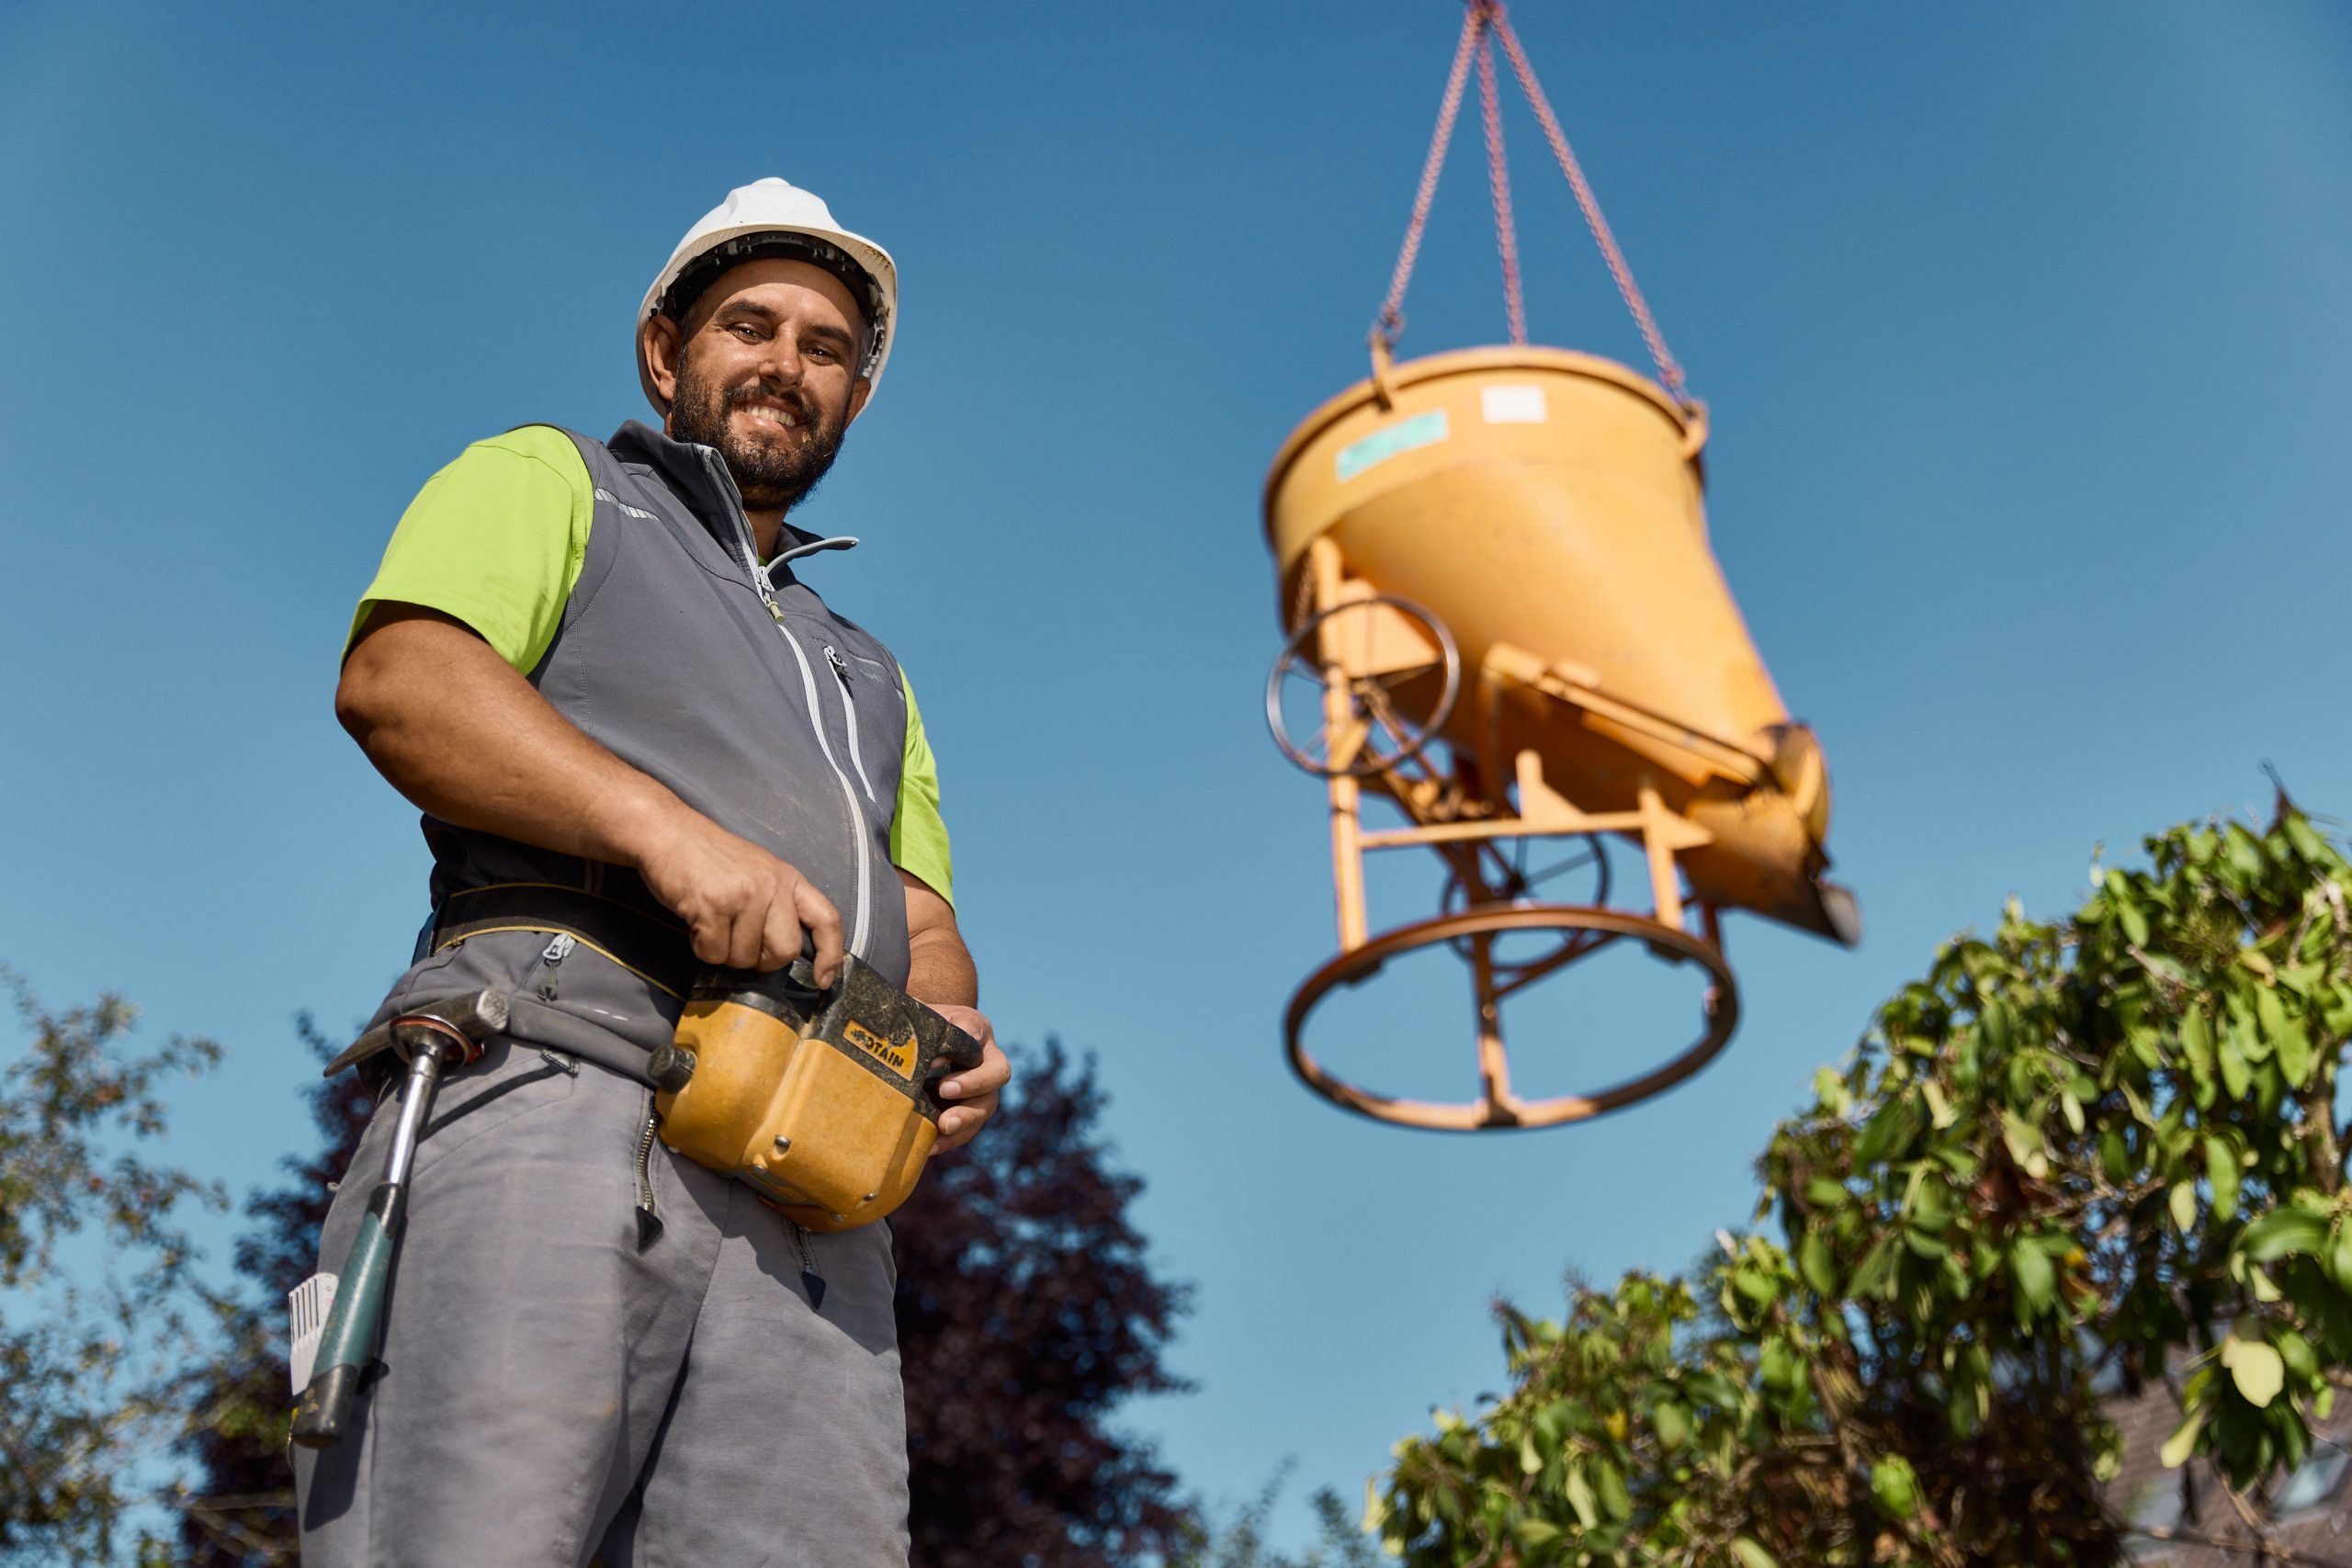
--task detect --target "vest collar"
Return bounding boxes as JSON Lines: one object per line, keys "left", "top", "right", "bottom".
{"left": 606, "top": 421, "right": 858, "bottom": 581}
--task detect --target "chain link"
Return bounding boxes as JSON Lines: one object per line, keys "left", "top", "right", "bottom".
{"left": 1489, "top": 8, "right": 1691, "bottom": 405}
{"left": 1475, "top": 28, "right": 1526, "bottom": 346}
{"left": 1374, "top": 2, "right": 1483, "bottom": 349}
{"left": 1371, "top": 0, "right": 1694, "bottom": 407}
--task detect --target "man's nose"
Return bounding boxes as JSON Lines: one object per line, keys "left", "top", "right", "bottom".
{"left": 757, "top": 333, "right": 807, "bottom": 388}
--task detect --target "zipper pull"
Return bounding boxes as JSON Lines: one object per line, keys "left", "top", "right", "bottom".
{"left": 791, "top": 1222, "right": 826, "bottom": 1312}
{"left": 537, "top": 931, "right": 576, "bottom": 1000}
{"left": 825, "top": 646, "right": 851, "bottom": 686}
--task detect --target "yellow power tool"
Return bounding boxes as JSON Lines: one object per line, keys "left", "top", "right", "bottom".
{"left": 645, "top": 955, "right": 982, "bottom": 1232}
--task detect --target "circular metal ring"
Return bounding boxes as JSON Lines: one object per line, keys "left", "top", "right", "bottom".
{"left": 1264, "top": 594, "right": 1462, "bottom": 779}
{"left": 1439, "top": 837, "right": 1614, "bottom": 978}
{"left": 1283, "top": 905, "right": 1739, "bottom": 1132}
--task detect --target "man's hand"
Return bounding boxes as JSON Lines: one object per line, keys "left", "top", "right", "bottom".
{"left": 931, "top": 1005, "right": 1007, "bottom": 1154}
{"left": 631, "top": 809, "right": 845, "bottom": 985}
{"left": 899, "top": 868, "right": 998, "bottom": 1154}
{"left": 339, "top": 605, "right": 845, "bottom": 986}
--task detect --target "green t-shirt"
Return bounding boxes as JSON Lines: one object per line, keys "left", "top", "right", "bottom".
{"left": 351, "top": 427, "right": 954, "bottom": 906}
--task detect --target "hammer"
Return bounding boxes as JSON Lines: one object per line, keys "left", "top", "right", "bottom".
{"left": 292, "top": 989, "right": 508, "bottom": 1449}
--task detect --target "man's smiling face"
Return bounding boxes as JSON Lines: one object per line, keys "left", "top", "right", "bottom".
{"left": 650, "top": 257, "right": 872, "bottom": 515}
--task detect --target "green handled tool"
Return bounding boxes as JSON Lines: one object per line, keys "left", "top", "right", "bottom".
{"left": 291, "top": 989, "right": 508, "bottom": 1449}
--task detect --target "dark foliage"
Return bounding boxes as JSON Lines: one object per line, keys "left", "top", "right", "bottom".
{"left": 176, "top": 1014, "right": 369, "bottom": 1564}
{"left": 178, "top": 1031, "right": 1194, "bottom": 1565}
{"left": 894, "top": 1038, "right": 1196, "bottom": 1567}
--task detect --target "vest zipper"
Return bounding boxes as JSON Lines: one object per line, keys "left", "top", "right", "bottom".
{"left": 824, "top": 646, "right": 878, "bottom": 803}
{"left": 700, "top": 450, "right": 876, "bottom": 959}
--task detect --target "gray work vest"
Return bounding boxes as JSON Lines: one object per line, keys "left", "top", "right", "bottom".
{"left": 368, "top": 421, "right": 914, "bottom": 1070}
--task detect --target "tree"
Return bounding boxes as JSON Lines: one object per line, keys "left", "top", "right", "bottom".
{"left": 0, "top": 971, "right": 224, "bottom": 1565}
{"left": 893, "top": 1037, "right": 1196, "bottom": 1566}
{"left": 1371, "top": 795, "right": 2352, "bottom": 1566}
{"left": 173, "top": 1014, "right": 367, "bottom": 1564}
{"left": 1171, "top": 1467, "right": 1389, "bottom": 1568}
{"left": 178, "top": 1031, "right": 1197, "bottom": 1565}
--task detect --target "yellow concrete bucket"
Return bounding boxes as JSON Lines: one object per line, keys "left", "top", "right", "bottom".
{"left": 1262, "top": 344, "right": 1858, "bottom": 1131}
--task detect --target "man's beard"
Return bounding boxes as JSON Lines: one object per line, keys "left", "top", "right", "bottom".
{"left": 668, "top": 360, "right": 850, "bottom": 514}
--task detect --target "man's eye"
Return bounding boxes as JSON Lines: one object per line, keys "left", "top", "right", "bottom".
{"left": 806, "top": 342, "right": 836, "bottom": 360}
{"left": 730, "top": 323, "right": 761, "bottom": 341}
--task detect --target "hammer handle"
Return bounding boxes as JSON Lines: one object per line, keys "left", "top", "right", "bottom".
{"left": 289, "top": 1041, "right": 449, "bottom": 1449}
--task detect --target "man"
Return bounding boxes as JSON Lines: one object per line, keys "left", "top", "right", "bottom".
{"left": 300, "top": 176, "right": 1007, "bottom": 1565}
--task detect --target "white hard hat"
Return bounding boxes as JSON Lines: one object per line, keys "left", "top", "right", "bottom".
{"left": 637, "top": 176, "right": 899, "bottom": 412}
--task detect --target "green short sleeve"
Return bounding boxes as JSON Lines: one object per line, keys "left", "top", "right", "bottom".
{"left": 889, "top": 670, "right": 954, "bottom": 908}
{"left": 345, "top": 426, "right": 593, "bottom": 672}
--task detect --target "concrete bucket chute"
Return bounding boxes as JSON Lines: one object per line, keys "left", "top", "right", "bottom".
{"left": 1261, "top": 0, "right": 1857, "bottom": 1133}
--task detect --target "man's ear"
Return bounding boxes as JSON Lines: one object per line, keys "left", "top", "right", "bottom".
{"left": 641, "top": 314, "right": 684, "bottom": 423}
{"left": 844, "top": 377, "right": 873, "bottom": 426}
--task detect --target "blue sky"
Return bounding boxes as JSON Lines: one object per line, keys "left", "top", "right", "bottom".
{"left": 5, "top": 0, "right": 2351, "bottom": 1546}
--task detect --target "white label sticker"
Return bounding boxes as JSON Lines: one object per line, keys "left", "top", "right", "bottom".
{"left": 288, "top": 1272, "right": 339, "bottom": 1395}
{"left": 1480, "top": 385, "right": 1548, "bottom": 424}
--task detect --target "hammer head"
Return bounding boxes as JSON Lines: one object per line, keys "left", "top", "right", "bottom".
{"left": 390, "top": 990, "right": 510, "bottom": 1066}
{"left": 323, "top": 988, "right": 511, "bottom": 1080}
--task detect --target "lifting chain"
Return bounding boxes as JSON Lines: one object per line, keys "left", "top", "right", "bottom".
{"left": 1372, "top": 0, "right": 1695, "bottom": 412}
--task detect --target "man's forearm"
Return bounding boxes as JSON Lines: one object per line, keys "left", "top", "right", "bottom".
{"left": 337, "top": 605, "right": 684, "bottom": 869}
{"left": 906, "top": 926, "right": 978, "bottom": 1010}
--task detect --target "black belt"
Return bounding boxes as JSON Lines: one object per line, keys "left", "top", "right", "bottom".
{"left": 431, "top": 884, "right": 699, "bottom": 999}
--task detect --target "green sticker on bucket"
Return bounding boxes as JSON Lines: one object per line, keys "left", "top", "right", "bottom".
{"left": 1336, "top": 410, "right": 1449, "bottom": 482}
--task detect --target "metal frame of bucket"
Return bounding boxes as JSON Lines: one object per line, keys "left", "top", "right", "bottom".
{"left": 1272, "top": 533, "right": 1742, "bottom": 1132}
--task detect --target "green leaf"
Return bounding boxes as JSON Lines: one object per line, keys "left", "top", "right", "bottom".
{"left": 1856, "top": 1096, "right": 1921, "bottom": 1167}
{"left": 2242, "top": 1207, "right": 2328, "bottom": 1262}
{"left": 2160, "top": 1405, "right": 2207, "bottom": 1468}
{"left": 1595, "top": 1457, "right": 1631, "bottom": 1520}
{"left": 1798, "top": 1230, "right": 1837, "bottom": 1295}
{"left": 1850, "top": 1235, "right": 1897, "bottom": 1298}
{"left": 1564, "top": 1461, "right": 1597, "bottom": 1528}
{"left": 2011, "top": 1242, "right": 2054, "bottom": 1318}
{"left": 2205, "top": 1135, "right": 2241, "bottom": 1218}
{"left": 2180, "top": 1003, "right": 2215, "bottom": 1078}
{"left": 2277, "top": 1013, "right": 2314, "bottom": 1088}
{"left": 2226, "top": 824, "right": 2266, "bottom": 879}
{"left": 2169, "top": 1182, "right": 2198, "bottom": 1233}
{"left": 1804, "top": 1176, "right": 1849, "bottom": 1210}
{"left": 1733, "top": 1264, "right": 1775, "bottom": 1306}
{"left": 2220, "top": 1028, "right": 2252, "bottom": 1100}
{"left": 1652, "top": 1397, "right": 1690, "bottom": 1450}
{"left": 1730, "top": 1540, "right": 1781, "bottom": 1568}
{"left": 1871, "top": 1453, "right": 1920, "bottom": 1518}
{"left": 2327, "top": 1221, "right": 2352, "bottom": 1293}
{"left": 2113, "top": 882, "right": 2150, "bottom": 947}
{"left": 2284, "top": 811, "right": 2329, "bottom": 862}
{"left": 2226, "top": 1337, "right": 2285, "bottom": 1408}
{"left": 1510, "top": 1517, "right": 1561, "bottom": 1549}
{"left": 2100, "top": 1126, "right": 2132, "bottom": 1184}
{"left": 2256, "top": 980, "right": 2292, "bottom": 1052}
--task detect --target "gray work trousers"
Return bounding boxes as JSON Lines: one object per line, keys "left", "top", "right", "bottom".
{"left": 293, "top": 1036, "right": 910, "bottom": 1566}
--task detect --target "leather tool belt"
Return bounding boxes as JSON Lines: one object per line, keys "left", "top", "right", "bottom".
{"left": 430, "top": 883, "right": 699, "bottom": 999}
{"left": 424, "top": 884, "right": 982, "bottom": 1233}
